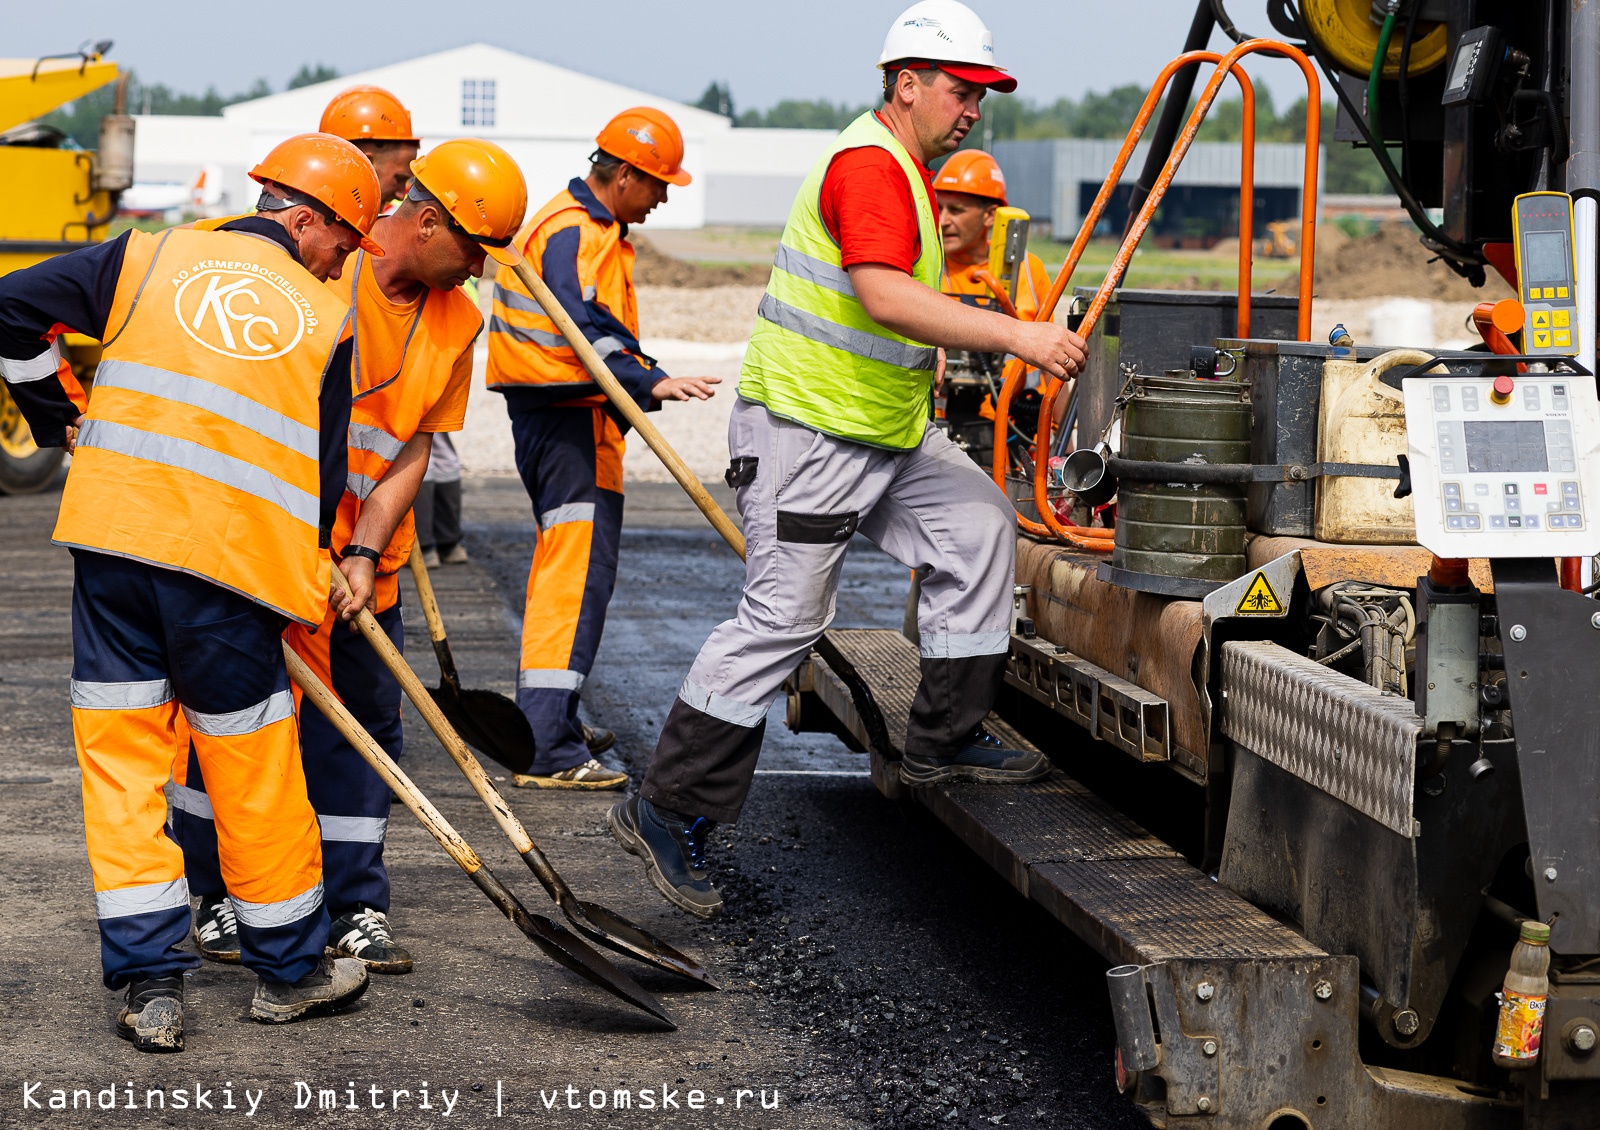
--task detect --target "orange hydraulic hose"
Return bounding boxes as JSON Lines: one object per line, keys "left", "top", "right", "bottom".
{"left": 1031, "top": 39, "right": 1321, "bottom": 547}
{"left": 990, "top": 50, "right": 1254, "bottom": 512}
{"left": 974, "top": 269, "right": 1021, "bottom": 319}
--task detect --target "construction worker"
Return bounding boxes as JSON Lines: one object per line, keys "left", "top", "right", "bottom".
{"left": 609, "top": 0, "right": 1086, "bottom": 919}
{"left": 934, "top": 148, "right": 1051, "bottom": 318}
{"left": 173, "top": 139, "right": 527, "bottom": 976}
{"left": 320, "top": 85, "right": 422, "bottom": 204}
{"left": 486, "top": 106, "right": 718, "bottom": 789}
{"left": 0, "top": 133, "right": 383, "bottom": 1051}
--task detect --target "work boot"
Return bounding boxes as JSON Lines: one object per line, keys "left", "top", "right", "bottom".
{"left": 899, "top": 726, "right": 1052, "bottom": 787}
{"left": 193, "top": 895, "right": 241, "bottom": 964}
{"left": 607, "top": 794, "right": 722, "bottom": 919}
{"left": 441, "top": 543, "right": 470, "bottom": 565}
{"left": 250, "top": 955, "right": 369, "bottom": 1024}
{"left": 514, "top": 757, "right": 627, "bottom": 790}
{"left": 583, "top": 724, "right": 616, "bottom": 755}
{"left": 330, "top": 907, "right": 413, "bottom": 974}
{"left": 421, "top": 547, "right": 441, "bottom": 569}
{"left": 115, "top": 975, "right": 184, "bottom": 1053}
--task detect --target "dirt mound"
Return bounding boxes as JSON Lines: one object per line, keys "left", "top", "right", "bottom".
{"left": 632, "top": 235, "right": 771, "bottom": 288}
{"left": 1293, "top": 222, "right": 1514, "bottom": 302}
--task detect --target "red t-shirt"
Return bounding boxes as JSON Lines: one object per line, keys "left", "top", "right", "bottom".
{"left": 818, "top": 114, "right": 936, "bottom": 274}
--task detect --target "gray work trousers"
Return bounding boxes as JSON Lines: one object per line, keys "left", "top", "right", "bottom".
{"left": 642, "top": 396, "right": 1017, "bottom": 823}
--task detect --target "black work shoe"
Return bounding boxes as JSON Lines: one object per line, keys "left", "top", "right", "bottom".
{"left": 250, "top": 955, "right": 369, "bottom": 1024}
{"left": 193, "top": 896, "right": 241, "bottom": 964}
{"left": 607, "top": 794, "right": 722, "bottom": 919}
{"left": 899, "top": 727, "right": 1052, "bottom": 786}
{"left": 115, "top": 976, "right": 184, "bottom": 1053}
{"left": 583, "top": 723, "right": 616, "bottom": 755}
{"left": 330, "top": 907, "right": 413, "bottom": 974}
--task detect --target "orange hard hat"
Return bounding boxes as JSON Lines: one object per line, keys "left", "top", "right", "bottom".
{"left": 319, "top": 85, "right": 419, "bottom": 143}
{"left": 933, "top": 149, "right": 1007, "bottom": 204}
{"left": 595, "top": 107, "right": 692, "bottom": 187}
{"left": 249, "top": 132, "right": 385, "bottom": 255}
{"left": 408, "top": 138, "right": 529, "bottom": 265}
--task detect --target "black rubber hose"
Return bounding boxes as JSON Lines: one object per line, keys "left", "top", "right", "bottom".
{"left": 1398, "top": 0, "right": 1421, "bottom": 180}
{"left": 1115, "top": 0, "right": 1216, "bottom": 285}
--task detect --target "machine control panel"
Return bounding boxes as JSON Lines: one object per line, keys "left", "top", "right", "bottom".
{"left": 1513, "top": 192, "right": 1580, "bottom": 357}
{"left": 1405, "top": 373, "right": 1600, "bottom": 558}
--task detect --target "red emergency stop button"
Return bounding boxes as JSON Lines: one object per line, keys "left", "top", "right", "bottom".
{"left": 1491, "top": 375, "right": 1515, "bottom": 405}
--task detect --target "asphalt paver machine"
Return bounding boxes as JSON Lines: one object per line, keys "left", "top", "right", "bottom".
{"left": 788, "top": 3, "right": 1600, "bottom": 1126}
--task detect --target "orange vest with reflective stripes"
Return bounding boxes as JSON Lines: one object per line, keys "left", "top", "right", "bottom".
{"left": 485, "top": 188, "right": 639, "bottom": 406}
{"left": 53, "top": 227, "right": 350, "bottom": 625}
{"left": 942, "top": 251, "right": 1052, "bottom": 322}
{"left": 332, "top": 249, "right": 481, "bottom": 604}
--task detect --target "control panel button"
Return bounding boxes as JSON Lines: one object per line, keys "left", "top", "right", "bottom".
{"left": 1525, "top": 386, "right": 1542, "bottom": 409}
{"left": 1444, "top": 482, "right": 1461, "bottom": 496}
{"left": 1475, "top": 482, "right": 1491, "bottom": 495}
{"left": 1504, "top": 483, "right": 1519, "bottom": 495}
{"left": 1555, "top": 329, "right": 1572, "bottom": 348}
{"left": 1558, "top": 286, "right": 1569, "bottom": 298}
{"left": 1447, "top": 515, "right": 1465, "bottom": 529}
{"left": 1526, "top": 515, "right": 1541, "bottom": 529}
{"left": 1508, "top": 516, "right": 1523, "bottom": 528}
{"left": 1433, "top": 385, "right": 1452, "bottom": 411}
{"left": 1491, "top": 515, "right": 1507, "bottom": 529}
{"left": 1534, "top": 330, "right": 1553, "bottom": 348}
{"left": 1555, "top": 309, "right": 1571, "bottom": 328}
{"left": 1534, "top": 483, "right": 1549, "bottom": 495}
{"left": 1563, "top": 480, "right": 1580, "bottom": 496}
{"left": 1532, "top": 309, "right": 1551, "bottom": 328}
{"left": 1445, "top": 497, "right": 1462, "bottom": 512}
{"left": 1464, "top": 515, "right": 1481, "bottom": 529}
{"left": 1461, "top": 386, "right": 1481, "bottom": 411}
{"left": 1566, "top": 498, "right": 1581, "bottom": 510}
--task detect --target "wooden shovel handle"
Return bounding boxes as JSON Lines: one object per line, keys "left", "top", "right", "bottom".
{"left": 283, "top": 643, "right": 482, "bottom": 873}
{"left": 329, "top": 568, "right": 539, "bottom": 858}
{"left": 407, "top": 541, "right": 449, "bottom": 645}
{"left": 505, "top": 253, "right": 747, "bottom": 561}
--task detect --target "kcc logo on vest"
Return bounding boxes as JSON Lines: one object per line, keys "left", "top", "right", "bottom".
{"left": 173, "top": 265, "right": 309, "bottom": 361}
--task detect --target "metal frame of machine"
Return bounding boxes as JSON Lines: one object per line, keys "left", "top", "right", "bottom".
{"left": 789, "top": 3, "right": 1600, "bottom": 1126}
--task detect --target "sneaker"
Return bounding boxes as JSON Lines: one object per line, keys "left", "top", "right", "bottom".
{"left": 583, "top": 724, "right": 616, "bottom": 755}
{"left": 441, "top": 544, "right": 470, "bottom": 565}
{"left": 513, "top": 758, "right": 627, "bottom": 790}
{"left": 115, "top": 975, "right": 184, "bottom": 1053}
{"left": 250, "top": 955, "right": 369, "bottom": 1024}
{"left": 330, "top": 907, "right": 413, "bottom": 974}
{"left": 607, "top": 794, "right": 722, "bottom": 919}
{"left": 193, "top": 896, "right": 241, "bottom": 964}
{"left": 421, "top": 547, "right": 441, "bottom": 569}
{"left": 899, "top": 727, "right": 1052, "bottom": 787}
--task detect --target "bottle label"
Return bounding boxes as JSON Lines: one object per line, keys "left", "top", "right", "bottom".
{"left": 1494, "top": 988, "right": 1548, "bottom": 1061}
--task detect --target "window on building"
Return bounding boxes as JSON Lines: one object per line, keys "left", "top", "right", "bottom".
{"left": 461, "top": 78, "right": 496, "bottom": 128}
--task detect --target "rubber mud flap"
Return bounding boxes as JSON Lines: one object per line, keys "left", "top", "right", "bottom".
{"left": 777, "top": 510, "right": 859, "bottom": 544}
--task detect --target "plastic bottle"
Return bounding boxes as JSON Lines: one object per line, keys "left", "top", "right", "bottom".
{"left": 1492, "top": 920, "right": 1552, "bottom": 1069}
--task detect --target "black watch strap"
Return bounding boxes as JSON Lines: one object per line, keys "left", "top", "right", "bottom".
{"left": 342, "top": 544, "right": 382, "bottom": 564}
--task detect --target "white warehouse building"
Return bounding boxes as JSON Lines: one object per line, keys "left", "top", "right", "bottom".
{"left": 130, "top": 43, "right": 839, "bottom": 229}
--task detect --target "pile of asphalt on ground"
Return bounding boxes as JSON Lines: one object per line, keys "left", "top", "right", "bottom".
{"left": 631, "top": 235, "right": 771, "bottom": 288}
{"left": 465, "top": 478, "right": 1146, "bottom": 1129}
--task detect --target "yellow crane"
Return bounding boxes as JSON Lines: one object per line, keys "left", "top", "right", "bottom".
{"left": 0, "top": 43, "right": 131, "bottom": 493}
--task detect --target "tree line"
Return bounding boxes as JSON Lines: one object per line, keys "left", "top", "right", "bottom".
{"left": 697, "top": 81, "right": 1388, "bottom": 194}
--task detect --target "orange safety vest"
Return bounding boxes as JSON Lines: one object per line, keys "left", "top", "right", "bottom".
{"left": 333, "top": 249, "right": 480, "bottom": 605}
{"left": 53, "top": 227, "right": 350, "bottom": 625}
{"left": 942, "top": 251, "right": 1052, "bottom": 322}
{"left": 485, "top": 187, "right": 642, "bottom": 406}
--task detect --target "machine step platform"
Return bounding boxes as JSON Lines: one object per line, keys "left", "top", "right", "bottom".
{"left": 795, "top": 628, "right": 1323, "bottom": 969}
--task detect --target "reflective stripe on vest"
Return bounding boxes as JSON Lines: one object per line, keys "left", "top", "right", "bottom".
{"left": 485, "top": 190, "right": 640, "bottom": 394}
{"left": 738, "top": 112, "right": 944, "bottom": 451}
{"left": 51, "top": 227, "right": 347, "bottom": 625}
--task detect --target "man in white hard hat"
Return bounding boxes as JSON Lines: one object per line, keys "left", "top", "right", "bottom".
{"left": 609, "top": 0, "right": 1087, "bottom": 919}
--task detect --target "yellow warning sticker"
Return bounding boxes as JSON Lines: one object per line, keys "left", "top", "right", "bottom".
{"left": 1235, "top": 571, "right": 1284, "bottom": 616}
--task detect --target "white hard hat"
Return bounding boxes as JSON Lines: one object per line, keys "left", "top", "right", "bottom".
{"left": 878, "top": 0, "right": 1016, "bottom": 92}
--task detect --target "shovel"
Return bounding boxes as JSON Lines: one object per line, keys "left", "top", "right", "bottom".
{"left": 330, "top": 569, "right": 715, "bottom": 987}
{"left": 407, "top": 542, "right": 538, "bottom": 773}
{"left": 281, "top": 644, "right": 676, "bottom": 1026}
{"left": 502, "top": 252, "right": 894, "bottom": 757}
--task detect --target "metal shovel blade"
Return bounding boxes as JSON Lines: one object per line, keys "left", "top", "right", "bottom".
{"left": 567, "top": 895, "right": 719, "bottom": 988}
{"left": 469, "top": 866, "right": 676, "bottom": 1028}
{"left": 427, "top": 683, "right": 536, "bottom": 774}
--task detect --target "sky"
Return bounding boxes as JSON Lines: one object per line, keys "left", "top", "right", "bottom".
{"left": 9, "top": 1, "right": 1316, "bottom": 113}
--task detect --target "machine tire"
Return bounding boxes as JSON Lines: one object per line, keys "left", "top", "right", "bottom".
{"left": 0, "top": 389, "right": 65, "bottom": 495}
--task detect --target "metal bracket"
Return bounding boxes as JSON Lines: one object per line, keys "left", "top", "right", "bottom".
{"left": 1007, "top": 635, "right": 1171, "bottom": 762}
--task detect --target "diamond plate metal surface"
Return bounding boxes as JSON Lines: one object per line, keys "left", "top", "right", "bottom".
{"left": 1220, "top": 640, "right": 1420, "bottom": 837}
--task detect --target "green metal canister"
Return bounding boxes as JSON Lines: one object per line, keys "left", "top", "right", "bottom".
{"left": 1111, "top": 371, "right": 1251, "bottom": 591}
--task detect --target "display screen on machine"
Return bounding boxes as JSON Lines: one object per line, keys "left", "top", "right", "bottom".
{"left": 1404, "top": 375, "right": 1600, "bottom": 558}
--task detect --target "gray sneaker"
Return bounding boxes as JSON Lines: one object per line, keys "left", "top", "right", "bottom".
{"left": 250, "top": 955, "right": 369, "bottom": 1024}
{"left": 330, "top": 907, "right": 413, "bottom": 974}
{"left": 115, "top": 975, "right": 184, "bottom": 1053}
